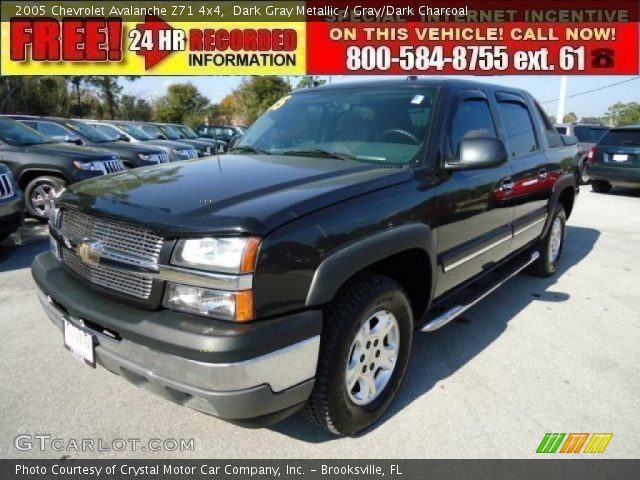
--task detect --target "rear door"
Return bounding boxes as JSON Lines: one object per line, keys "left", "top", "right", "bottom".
{"left": 434, "top": 90, "right": 515, "bottom": 296}
{"left": 493, "top": 92, "right": 554, "bottom": 251}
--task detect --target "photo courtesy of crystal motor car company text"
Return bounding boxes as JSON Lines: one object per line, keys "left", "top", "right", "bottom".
{"left": 0, "top": 0, "right": 639, "bottom": 475}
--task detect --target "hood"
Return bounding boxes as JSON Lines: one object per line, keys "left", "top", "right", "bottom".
{"left": 144, "top": 139, "right": 197, "bottom": 150}
{"left": 60, "top": 154, "right": 411, "bottom": 237}
{"left": 87, "top": 141, "right": 164, "bottom": 154}
{"left": 24, "top": 142, "right": 118, "bottom": 160}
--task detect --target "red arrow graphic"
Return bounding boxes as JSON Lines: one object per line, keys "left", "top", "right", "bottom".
{"left": 133, "top": 15, "right": 175, "bottom": 70}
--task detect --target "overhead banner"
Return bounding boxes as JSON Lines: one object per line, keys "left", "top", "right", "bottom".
{"left": 1, "top": 0, "right": 638, "bottom": 75}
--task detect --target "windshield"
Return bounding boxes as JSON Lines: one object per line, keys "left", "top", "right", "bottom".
{"left": 237, "top": 87, "right": 436, "bottom": 165}
{"left": 573, "top": 126, "right": 608, "bottom": 143}
{"left": 139, "top": 124, "right": 163, "bottom": 138}
{"left": 178, "top": 125, "right": 198, "bottom": 139}
{"left": 0, "top": 117, "right": 55, "bottom": 146}
{"left": 116, "top": 123, "right": 154, "bottom": 140}
{"left": 66, "top": 120, "right": 113, "bottom": 143}
{"left": 91, "top": 124, "right": 121, "bottom": 141}
{"left": 598, "top": 129, "right": 640, "bottom": 146}
{"left": 159, "top": 125, "right": 183, "bottom": 140}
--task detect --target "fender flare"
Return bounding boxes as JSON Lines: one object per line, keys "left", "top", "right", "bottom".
{"left": 543, "top": 173, "right": 577, "bottom": 235}
{"left": 305, "top": 223, "right": 436, "bottom": 308}
{"left": 18, "top": 167, "right": 71, "bottom": 186}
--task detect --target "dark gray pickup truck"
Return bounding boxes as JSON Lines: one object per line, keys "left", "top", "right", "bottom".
{"left": 33, "top": 79, "right": 579, "bottom": 435}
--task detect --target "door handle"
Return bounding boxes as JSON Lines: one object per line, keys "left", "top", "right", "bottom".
{"left": 500, "top": 178, "right": 515, "bottom": 191}
{"left": 538, "top": 169, "right": 548, "bottom": 180}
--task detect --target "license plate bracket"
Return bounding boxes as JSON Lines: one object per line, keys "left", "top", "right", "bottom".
{"left": 63, "top": 319, "right": 96, "bottom": 368}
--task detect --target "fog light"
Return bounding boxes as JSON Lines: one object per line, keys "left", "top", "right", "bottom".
{"left": 163, "top": 283, "right": 254, "bottom": 322}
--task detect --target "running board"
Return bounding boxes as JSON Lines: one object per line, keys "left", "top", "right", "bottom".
{"left": 421, "top": 251, "right": 540, "bottom": 333}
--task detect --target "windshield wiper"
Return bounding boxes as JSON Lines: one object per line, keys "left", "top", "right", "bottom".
{"left": 280, "top": 149, "right": 356, "bottom": 161}
{"left": 231, "top": 145, "right": 272, "bottom": 155}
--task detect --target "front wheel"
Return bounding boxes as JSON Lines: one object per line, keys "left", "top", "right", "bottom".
{"left": 527, "top": 205, "right": 566, "bottom": 277}
{"left": 302, "top": 273, "right": 413, "bottom": 436}
{"left": 24, "top": 176, "right": 66, "bottom": 222}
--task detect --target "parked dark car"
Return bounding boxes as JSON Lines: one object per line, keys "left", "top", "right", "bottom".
{"left": 85, "top": 121, "right": 199, "bottom": 161}
{"left": 196, "top": 124, "right": 241, "bottom": 143}
{"left": 8, "top": 116, "right": 170, "bottom": 168}
{"left": 34, "top": 79, "right": 578, "bottom": 435}
{"left": 171, "top": 124, "right": 227, "bottom": 153}
{"left": 0, "top": 162, "right": 25, "bottom": 242}
{"left": 585, "top": 125, "right": 640, "bottom": 193}
{"left": 0, "top": 116, "right": 124, "bottom": 220}
{"left": 555, "top": 123, "right": 609, "bottom": 184}
{"left": 135, "top": 122, "right": 220, "bottom": 157}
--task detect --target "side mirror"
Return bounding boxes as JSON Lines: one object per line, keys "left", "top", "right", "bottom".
{"left": 229, "top": 134, "right": 243, "bottom": 149}
{"left": 446, "top": 137, "right": 508, "bottom": 170}
{"left": 119, "top": 134, "right": 130, "bottom": 142}
{"left": 561, "top": 134, "right": 578, "bottom": 146}
{"left": 65, "top": 135, "right": 83, "bottom": 145}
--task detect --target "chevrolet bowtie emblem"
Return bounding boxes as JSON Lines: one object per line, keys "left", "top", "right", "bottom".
{"left": 76, "top": 240, "right": 103, "bottom": 265}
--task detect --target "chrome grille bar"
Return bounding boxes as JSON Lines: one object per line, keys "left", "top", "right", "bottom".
{"left": 0, "top": 173, "right": 14, "bottom": 199}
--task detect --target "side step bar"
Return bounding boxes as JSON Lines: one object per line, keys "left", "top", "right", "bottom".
{"left": 421, "top": 251, "right": 540, "bottom": 333}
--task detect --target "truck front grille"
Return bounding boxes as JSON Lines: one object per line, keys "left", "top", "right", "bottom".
{"left": 0, "top": 174, "right": 14, "bottom": 200}
{"left": 102, "top": 159, "right": 126, "bottom": 173}
{"left": 62, "top": 250, "right": 153, "bottom": 299}
{"left": 150, "top": 153, "right": 170, "bottom": 164}
{"left": 59, "top": 209, "right": 163, "bottom": 299}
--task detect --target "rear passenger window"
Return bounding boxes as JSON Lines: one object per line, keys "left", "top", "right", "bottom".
{"left": 534, "top": 102, "right": 564, "bottom": 148}
{"left": 497, "top": 101, "right": 539, "bottom": 157}
{"left": 451, "top": 98, "right": 496, "bottom": 155}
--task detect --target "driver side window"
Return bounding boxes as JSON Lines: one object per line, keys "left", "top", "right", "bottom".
{"left": 451, "top": 98, "right": 496, "bottom": 156}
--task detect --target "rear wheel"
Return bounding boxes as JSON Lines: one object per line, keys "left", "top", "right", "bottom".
{"left": 302, "top": 273, "right": 413, "bottom": 436}
{"left": 24, "top": 176, "right": 66, "bottom": 222}
{"left": 591, "top": 180, "right": 612, "bottom": 193}
{"left": 527, "top": 205, "right": 566, "bottom": 277}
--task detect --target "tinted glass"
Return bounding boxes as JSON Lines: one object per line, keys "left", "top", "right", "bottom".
{"left": 598, "top": 129, "right": 640, "bottom": 146}
{"left": 0, "top": 118, "right": 54, "bottom": 146}
{"left": 239, "top": 87, "right": 436, "bottom": 165}
{"left": 533, "top": 103, "right": 563, "bottom": 148}
{"left": 573, "top": 126, "right": 608, "bottom": 143}
{"left": 93, "top": 124, "right": 121, "bottom": 140}
{"left": 65, "top": 120, "right": 113, "bottom": 143}
{"left": 140, "top": 124, "right": 163, "bottom": 138}
{"left": 115, "top": 123, "right": 153, "bottom": 140}
{"left": 497, "top": 102, "right": 538, "bottom": 157}
{"left": 555, "top": 126, "right": 568, "bottom": 134}
{"left": 38, "top": 122, "right": 69, "bottom": 138}
{"left": 451, "top": 98, "right": 496, "bottom": 154}
{"left": 159, "top": 125, "right": 182, "bottom": 140}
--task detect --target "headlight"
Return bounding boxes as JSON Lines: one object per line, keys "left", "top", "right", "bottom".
{"left": 171, "top": 237, "right": 260, "bottom": 274}
{"left": 73, "top": 160, "right": 103, "bottom": 171}
{"left": 163, "top": 283, "right": 253, "bottom": 322}
{"left": 138, "top": 153, "right": 153, "bottom": 162}
{"left": 205, "top": 146, "right": 212, "bottom": 155}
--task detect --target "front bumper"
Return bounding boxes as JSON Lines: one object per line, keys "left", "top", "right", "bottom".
{"left": 0, "top": 196, "right": 25, "bottom": 238}
{"left": 32, "top": 252, "right": 321, "bottom": 424}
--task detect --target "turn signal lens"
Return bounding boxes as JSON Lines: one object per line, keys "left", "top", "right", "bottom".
{"left": 587, "top": 146, "right": 596, "bottom": 162}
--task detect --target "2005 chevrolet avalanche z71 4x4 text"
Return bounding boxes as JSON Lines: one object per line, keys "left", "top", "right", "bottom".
{"left": 33, "top": 79, "right": 579, "bottom": 435}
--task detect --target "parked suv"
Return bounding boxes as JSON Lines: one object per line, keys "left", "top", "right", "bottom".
{"left": 136, "top": 122, "right": 222, "bottom": 157}
{"left": 8, "top": 116, "right": 170, "bottom": 168}
{"left": 0, "top": 116, "right": 124, "bottom": 220}
{"left": 555, "top": 123, "right": 609, "bottom": 184}
{"left": 196, "top": 124, "right": 242, "bottom": 143}
{"left": 170, "top": 124, "right": 228, "bottom": 153}
{"left": 585, "top": 125, "right": 640, "bottom": 193}
{"left": 33, "top": 79, "right": 578, "bottom": 435}
{"left": 84, "top": 121, "right": 199, "bottom": 161}
{"left": 0, "top": 162, "right": 24, "bottom": 242}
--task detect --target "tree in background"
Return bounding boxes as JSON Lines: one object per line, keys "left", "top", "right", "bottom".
{"left": 233, "top": 76, "right": 291, "bottom": 125}
{"left": 0, "top": 77, "right": 70, "bottom": 117}
{"left": 296, "top": 76, "right": 326, "bottom": 89}
{"left": 88, "top": 76, "right": 123, "bottom": 118}
{"left": 605, "top": 101, "right": 640, "bottom": 126}
{"left": 119, "top": 95, "right": 153, "bottom": 121}
{"left": 562, "top": 112, "right": 578, "bottom": 123}
{"left": 579, "top": 116, "right": 606, "bottom": 124}
{"left": 154, "top": 83, "right": 210, "bottom": 124}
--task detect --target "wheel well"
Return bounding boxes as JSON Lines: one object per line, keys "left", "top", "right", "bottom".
{"left": 18, "top": 170, "right": 66, "bottom": 190}
{"left": 558, "top": 187, "right": 575, "bottom": 218}
{"left": 363, "top": 249, "right": 432, "bottom": 321}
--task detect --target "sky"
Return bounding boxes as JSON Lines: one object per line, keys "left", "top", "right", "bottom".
{"left": 121, "top": 75, "right": 640, "bottom": 121}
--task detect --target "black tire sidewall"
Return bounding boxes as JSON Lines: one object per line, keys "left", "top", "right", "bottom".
{"left": 543, "top": 207, "right": 566, "bottom": 274}
{"left": 25, "top": 177, "right": 65, "bottom": 220}
{"left": 325, "top": 285, "right": 413, "bottom": 435}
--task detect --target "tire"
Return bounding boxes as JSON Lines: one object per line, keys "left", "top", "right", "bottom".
{"left": 24, "top": 176, "right": 66, "bottom": 222}
{"left": 527, "top": 205, "right": 566, "bottom": 277}
{"left": 302, "top": 272, "right": 413, "bottom": 436}
{"left": 591, "top": 180, "right": 612, "bottom": 193}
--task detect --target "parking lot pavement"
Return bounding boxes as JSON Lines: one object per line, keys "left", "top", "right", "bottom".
{"left": 1, "top": 188, "right": 639, "bottom": 459}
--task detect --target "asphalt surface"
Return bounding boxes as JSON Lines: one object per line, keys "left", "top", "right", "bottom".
{"left": 1, "top": 188, "right": 639, "bottom": 459}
